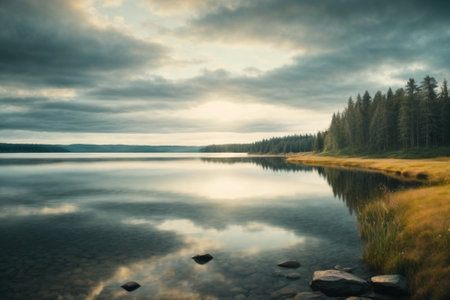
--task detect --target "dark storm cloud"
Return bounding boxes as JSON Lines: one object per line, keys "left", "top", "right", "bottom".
{"left": 183, "top": 0, "right": 450, "bottom": 53}
{"left": 88, "top": 0, "right": 450, "bottom": 109}
{"left": 0, "top": 0, "right": 168, "bottom": 87}
{"left": 175, "top": 0, "right": 450, "bottom": 102}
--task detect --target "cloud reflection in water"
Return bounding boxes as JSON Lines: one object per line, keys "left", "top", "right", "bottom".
{"left": 0, "top": 204, "right": 78, "bottom": 218}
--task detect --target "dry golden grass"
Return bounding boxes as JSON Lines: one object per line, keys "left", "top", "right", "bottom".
{"left": 358, "top": 185, "right": 450, "bottom": 300}
{"left": 287, "top": 153, "right": 450, "bottom": 299}
{"left": 287, "top": 152, "right": 450, "bottom": 184}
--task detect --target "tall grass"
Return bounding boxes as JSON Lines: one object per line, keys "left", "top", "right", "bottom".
{"left": 357, "top": 186, "right": 450, "bottom": 300}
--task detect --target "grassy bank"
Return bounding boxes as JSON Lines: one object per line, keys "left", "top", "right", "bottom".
{"left": 288, "top": 153, "right": 450, "bottom": 299}
{"left": 287, "top": 153, "right": 450, "bottom": 184}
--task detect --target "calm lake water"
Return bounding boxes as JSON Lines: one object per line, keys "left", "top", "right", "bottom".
{"left": 0, "top": 153, "right": 419, "bottom": 300}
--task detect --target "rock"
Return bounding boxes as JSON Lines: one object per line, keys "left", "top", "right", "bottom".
{"left": 345, "top": 297, "right": 372, "bottom": 300}
{"left": 192, "top": 253, "right": 213, "bottom": 265}
{"left": 310, "top": 270, "right": 370, "bottom": 296}
{"left": 370, "top": 274, "right": 408, "bottom": 296}
{"left": 121, "top": 281, "right": 141, "bottom": 292}
{"left": 293, "top": 291, "right": 330, "bottom": 299}
{"left": 271, "top": 285, "right": 298, "bottom": 298}
{"left": 277, "top": 260, "right": 301, "bottom": 268}
{"left": 286, "top": 273, "right": 301, "bottom": 280}
{"left": 334, "top": 265, "right": 355, "bottom": 273}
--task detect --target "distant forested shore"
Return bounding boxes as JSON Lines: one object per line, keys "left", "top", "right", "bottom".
{"left": 200, "top": 135, "right": 314, "bottom": 154}
{"left": 0, "top": 143, "right": 200, "bottom": 153}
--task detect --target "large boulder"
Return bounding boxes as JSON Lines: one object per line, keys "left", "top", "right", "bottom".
{"left": 310, "top": 270, "right": 370, "bottom": 296}
{"left": 370, "top": 274, "right": 408, "bottom": 296}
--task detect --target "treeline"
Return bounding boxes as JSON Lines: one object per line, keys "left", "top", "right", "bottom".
{"left": 315, "top": 76, "right": 450, "bottom": 152}
{"left": 201, "top": 134, "right": 315, "bottom": 154}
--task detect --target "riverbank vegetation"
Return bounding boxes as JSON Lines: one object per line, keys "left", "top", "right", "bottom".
{"left": 358, "top": 184, "right": 450, "bottom": 299}
{"left": 289, "top": 153, "right": 449, "bottom": 299}
{"left": 358, "top": 185, "right": 449, "bottom": 300}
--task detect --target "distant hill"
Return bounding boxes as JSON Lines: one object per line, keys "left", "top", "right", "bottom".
{"left": 0, "top": 143, "right": 201, "bottom": 153}
{"left": 0, "top": 143, "right": 69, "bottom": 153}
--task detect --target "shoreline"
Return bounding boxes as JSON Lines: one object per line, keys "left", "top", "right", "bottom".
{"left": 286, "top": 153, "right": 450, "bottom": 184}
{"left": 286, "top": 152, "right": 450, "bottom": 299}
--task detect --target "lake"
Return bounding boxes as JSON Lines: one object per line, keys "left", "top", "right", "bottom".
{"left": 0, "top": 153, "right": 419, "bottom": 299}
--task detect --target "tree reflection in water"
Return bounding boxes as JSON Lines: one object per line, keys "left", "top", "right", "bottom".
{"left": 201, "top": 156, "right": 421, "bottom": 213}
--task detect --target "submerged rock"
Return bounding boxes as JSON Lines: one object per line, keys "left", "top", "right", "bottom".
{"left": 334, "top": 265, "right": 355, "bottom": 273}
{"left": 192, "top": 253, "right": 213, "bottom": 265}
{"left": 271, "top": 285, "right": 298, "bottom": 298}
{"left": 345, "top": 297, "right": 372, "bottom": 300}
{"left": 286, "top": 273, "right": 301, "bottom": 280}
{"left": 277, "top": 260, "right": 301, "bottom": 268}
{"left": 293, "top": 291, "right": 330, "bottom": 299}
{"left": 121, "top": 281, "right": 141, "bottom": 292}
{"left": 370, "top": 274, "right": 408, "bottom": 296}
{"left": 310, "top": 270, "right": 370, "bottom": 296}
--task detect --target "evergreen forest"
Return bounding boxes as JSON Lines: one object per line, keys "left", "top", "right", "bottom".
{"left": 201, "top": 134, "right": 315, "bottom": 154}
{"left": 315, "top": 76, "right": 450, "bottom": 152}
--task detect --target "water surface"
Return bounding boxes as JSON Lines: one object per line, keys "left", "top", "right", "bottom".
{"left": 0, "top": 153, "right": 418, "bottom": 299}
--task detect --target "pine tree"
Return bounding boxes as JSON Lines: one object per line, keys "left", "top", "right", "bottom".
{"left": 440, "top": 80, "right": 450, "bottom": 146}
{"left": 344, "top": 97, "right": 356, "bottom": 147}
{"left": 420, "top": 76, "right": 438, "bottom": 147}
{"left": 354, "top": 94, "right": 364, "bottom": 148}
{"left": 314, "top": 132, "right": 324, "bottom": 152}
{"left": 361, "top": 91, "right": 372, "bottom": 146}
{"left": 369, "top": 91, "right": 388, "bottom": 150}
{"left": 399, "top": 79, "right": 419, "bottom": 147}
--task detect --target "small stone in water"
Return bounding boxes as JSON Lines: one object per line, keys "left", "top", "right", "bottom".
{"left": 286, "top": 273, "right": 301, "bottom": 280}
{"left": 277, "top": 260, "right": 301, "bottom": 268}
{"left": 121, "top": 281, "right": 141, "bottom": 292}
{"left": 192, "top": 253, "right": 213, "bottom": 265}
{"left": 334, "top": 265, "right": 355, "bottom": 273}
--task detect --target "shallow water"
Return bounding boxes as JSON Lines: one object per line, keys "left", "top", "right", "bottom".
{"left": 0, "top": 153, "right": 419, "bottom": 299}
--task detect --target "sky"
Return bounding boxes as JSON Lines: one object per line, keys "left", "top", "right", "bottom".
{"left": 1, "top": 0, "right": 449, "bottom": 146}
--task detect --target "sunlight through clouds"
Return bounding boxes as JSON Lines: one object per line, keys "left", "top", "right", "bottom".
{"left": 0, "top": 0, "right": 449, "bottom": 144}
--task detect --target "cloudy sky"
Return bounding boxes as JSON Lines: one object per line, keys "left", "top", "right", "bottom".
{"left": 1, "top": 0, "right": 449, "bottom": 145}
